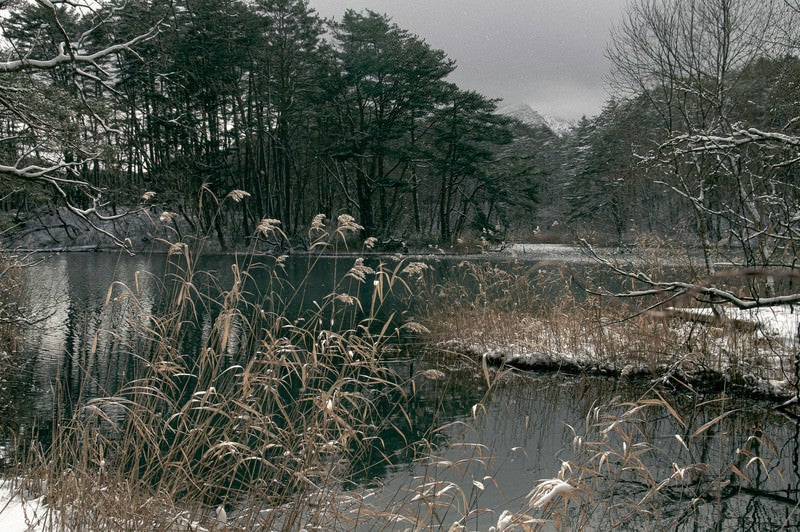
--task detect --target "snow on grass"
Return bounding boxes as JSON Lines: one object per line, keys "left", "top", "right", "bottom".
{"left": 0, "top": 482, "right": 220, "bottom": 531}
{"left": 671, "top": 305, "right": 800, "bottom": 345}
{"left": 439, "top": 304, "right": 800, "bottom": 399}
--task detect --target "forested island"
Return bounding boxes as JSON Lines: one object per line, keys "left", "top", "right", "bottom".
{"left": 2, "top": 1, "right": 800, "bottom": 530}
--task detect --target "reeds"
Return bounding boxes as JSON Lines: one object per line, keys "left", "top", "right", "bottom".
{"left": 413, "top": 236, "right": 800, "bottom": 530}
{"left": 424, "top": 248, "right": 799, "bottom": 397}
{"left": 6, "top": 221, "right": 799, "bottom": 530}
{"left": 526, "top": 387, "right": 792, "bottom": 530}
{"left": 11, "top": 213, "right": 432, "bottom": 530}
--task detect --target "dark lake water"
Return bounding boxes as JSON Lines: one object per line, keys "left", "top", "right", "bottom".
{"left": 2, "top": 252, "right": 799, "bottom": 529}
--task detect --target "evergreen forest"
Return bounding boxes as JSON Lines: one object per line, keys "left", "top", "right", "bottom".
{"left": 1, "top": 0, "right": 799, "bottom": 265}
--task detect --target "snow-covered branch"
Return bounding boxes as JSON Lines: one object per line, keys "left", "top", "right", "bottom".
{"left": 0, "top": 161, "right": 95, "bottom": 183}
{"left": 0, "top": 1, "right": 162, "bottom": 251}
{"left": 663, "top": 127, "right": 800, "bottom": 155}
{"left": 582, "top": 241, "right": 800, "bottom": 310}
{"left": 0, "top": 28, "right": 159, "bottom": 74}
{"left": 0, "top": 158, "right": 137, "bottom": 249}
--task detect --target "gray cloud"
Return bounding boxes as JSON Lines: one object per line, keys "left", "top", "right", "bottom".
{"left": 309, "top": 0, "right": 628, "bottom": 119}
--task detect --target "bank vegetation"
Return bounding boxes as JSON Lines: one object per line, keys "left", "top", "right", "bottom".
{"left": 2, "top": 0, "right": 800, "bottom": 529}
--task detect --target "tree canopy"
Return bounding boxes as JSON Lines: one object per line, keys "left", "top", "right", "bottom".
{"left": 0, "top": 0, "right": 540, "bottom": 250}
{"left": 580, "top": 0, "right": 800, "bottom": 310}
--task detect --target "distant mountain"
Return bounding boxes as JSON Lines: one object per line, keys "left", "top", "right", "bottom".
{"left": 496, "top": 103, "right": 548, "bottom": 128}
{"left": 496, "top": 103, "right": 576, "bottom": 136}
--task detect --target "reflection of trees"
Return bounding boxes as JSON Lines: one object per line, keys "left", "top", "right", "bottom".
{"left": 12, "top": 253, "right": 414, "bottom": 425}
{"left": 0, "top": 349, "right": 37, "bottom": 461}
{"left": 8, "top": 254, "right": 160, "bottom": 450}
{"left": 687, "top": 405, "right": 800, "bottom": 530}
{"left": 0, "top": 262, "right": 32, "bottom": 452}
{"left": 344, "top": 365, "right": 800, "bottom": 530}
{"left": 58, "top": 255, "right": 158, "bottom": 411}
{"left": 345, "top": 357, "right": 488, "bottom": 485}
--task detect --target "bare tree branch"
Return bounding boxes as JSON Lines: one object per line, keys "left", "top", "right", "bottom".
{"left": 0, "top": 1, "right": 163, "bottom": 251}
{"left": 582, "top": 241, "right": 800, "bottom": 309}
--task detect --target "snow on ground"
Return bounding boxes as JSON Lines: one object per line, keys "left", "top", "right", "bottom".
{"left": 673, "top": 305, "right": 800, "bottom": 345}
{"left": 0, "top": 484, "right": 48, "bottom": 531}
{"left": 0, "top": 485, "right": 219, "bottom": 531}
{"left": 443, "top": 304, "right": 800, "bottom": 399}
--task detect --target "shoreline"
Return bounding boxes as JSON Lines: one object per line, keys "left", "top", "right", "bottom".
{"left": 438, "top": 331, "right": 800, "bottom": 406}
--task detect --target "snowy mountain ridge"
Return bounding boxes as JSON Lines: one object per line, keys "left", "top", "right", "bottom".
{"left": 496, "top": 103, "right": 576, "bottom": 136}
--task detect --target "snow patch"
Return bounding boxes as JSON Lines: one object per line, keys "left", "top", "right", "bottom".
{"left": 0, "top": 484, "right": 49, "bottom": 531}
{"left": 441, "top": 305, "right": 800, "bottom": 400}
{"left": 496, "top": 103, "right": 575, "bottom": 136}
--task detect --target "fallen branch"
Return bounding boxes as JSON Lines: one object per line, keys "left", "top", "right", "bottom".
{"left": 581, "top": 240, "right": 800, "bottom": 309}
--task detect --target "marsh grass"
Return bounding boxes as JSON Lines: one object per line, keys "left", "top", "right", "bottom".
{"left": 423, "top": 239, "right": 799, "bottom": 396}
{"left": 6, "top": 210, "right": 447, "bottom": 530}
{"left": 6, "top": 222, "right": 799, "bottom": 530}
{"left": 411, "top": 236, "right": 800, "bottom": 530}
{"left": 2, "top": 201, "right": 529, "bottom": 531}
{"left": 525, "top": 386, "right": 797, "bottom": 530}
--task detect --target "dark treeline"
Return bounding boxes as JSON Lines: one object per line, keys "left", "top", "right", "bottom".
{"left": 1, "top": 0, "right": 799, "bottom": 257}
{"left": 0, "top": 0, "right": 553, "bottom": 249}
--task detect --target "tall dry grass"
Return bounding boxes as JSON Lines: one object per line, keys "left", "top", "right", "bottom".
{"left": 6, "top": 219, "right": 799, "bottom": 530}
{"left": 524, "top": 386, "right": 795, "bottom": 530}
{"left": 422, "top": 236, "right": 799, "bottom": 396}
{"left": 9, "top": 209, "right": 439, "bottom": 530}
{"left": 410, "top": 235, "right": 800, "bottom": 530}
{"left": 0, "top": 251, "right": 24, "bottom": 455}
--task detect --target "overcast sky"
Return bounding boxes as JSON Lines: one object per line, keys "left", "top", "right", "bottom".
{"left": 308, "top": 0, "right": 629, "bottom": 120}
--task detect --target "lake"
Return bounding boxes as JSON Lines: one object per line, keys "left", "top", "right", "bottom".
{"left": 2, "top": 251, "right": 799, "bottom": 529}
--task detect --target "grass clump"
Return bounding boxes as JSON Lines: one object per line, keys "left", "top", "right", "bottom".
{"left": 526, "top": 386, "right": 796, "bottom": 530}
{"left": 421, "top": 235, "right": 800, "bottom": 399}
{"left": 10, "top": 214, "right": 426, "bottom": 530}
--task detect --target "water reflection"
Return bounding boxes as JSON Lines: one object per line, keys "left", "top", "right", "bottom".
{"left": 0, "top": 253, "right": 798, "bottom": 530}
{"left": 365, "top": 369, "right": 800, "bottom": 530}
{"left": 364, "top": 371, "right": 626, "bottom": 527}
{"left": 16, "top": 254, "right": 158, "bottom": 414}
